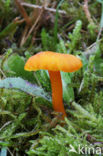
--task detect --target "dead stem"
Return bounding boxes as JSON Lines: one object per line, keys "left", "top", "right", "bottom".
{"left": 0, "top": 68, "right": 6, "bottom": 78}
{"left": 13, "top": 17, "right": 25, "bottom": 24}
{"left": 15, "top": 0, "right": 31, "bottom": 25}
{"left": 23, "top": 7, "right": 44, "bottom": 45}
{"left": 20, "top": 25, "right": 29, "bottom": 46}
{"left": 83, "top": 0, "right": 94, "bottom": 24}
{"left": 21, "top": 2, "right": 66, "bottom": 14}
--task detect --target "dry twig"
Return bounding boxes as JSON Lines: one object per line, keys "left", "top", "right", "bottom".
{"left": 83, "top": 0, "right": 94, "bottom": 24}
{"left": 20, "top": 7, "right": 44, "bottom": 46}
{"left": 21, "top": 2, "right": 66, "bottom": 14}
{"left": 20, "top": 25, "right": 29, "bottom": 46}
{"left": 15, "top": 0, "right": 31, "bottom": 25}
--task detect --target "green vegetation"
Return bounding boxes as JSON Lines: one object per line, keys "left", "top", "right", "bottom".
{"left": 0, "top": 0, "right": 103, "bottom": 155}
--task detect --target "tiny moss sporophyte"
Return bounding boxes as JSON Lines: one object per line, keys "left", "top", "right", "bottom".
{"left": 24, "top": 51, "right": 82, "bottom": 119}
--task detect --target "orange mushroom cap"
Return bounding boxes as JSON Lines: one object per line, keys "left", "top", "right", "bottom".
{"left": 24, "top": 51, "right": 82, "bottom": 72}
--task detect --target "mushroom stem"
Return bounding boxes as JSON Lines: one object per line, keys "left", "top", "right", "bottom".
{"left": 48, "top": 71, "right": 67, "bottom": 119}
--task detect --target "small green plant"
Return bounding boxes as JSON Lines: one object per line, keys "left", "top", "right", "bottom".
{"left": 68, "top": 20, "right": 82, "bottom": 53}
{"left": 4, "top": 0, "right": 11, "bottom": 12}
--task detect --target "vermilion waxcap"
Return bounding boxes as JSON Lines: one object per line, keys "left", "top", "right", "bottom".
{"left": 24, "top": 51, "right": 82, "bottom": 72}
{"left": 24, "top": 51, "right": 83, "bottom": 119}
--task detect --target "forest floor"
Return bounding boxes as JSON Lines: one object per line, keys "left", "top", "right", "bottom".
{"left": 0, "top": 0, "right": 103, "bottom": 156}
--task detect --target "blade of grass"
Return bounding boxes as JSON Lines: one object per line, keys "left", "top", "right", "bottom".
{"left": 53, "top": 0, "right": 64, "bottom": 50}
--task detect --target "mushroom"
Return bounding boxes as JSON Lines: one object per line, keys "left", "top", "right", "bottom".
{"left": 24, "top": 51, "right": 82, "bottom": 119}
